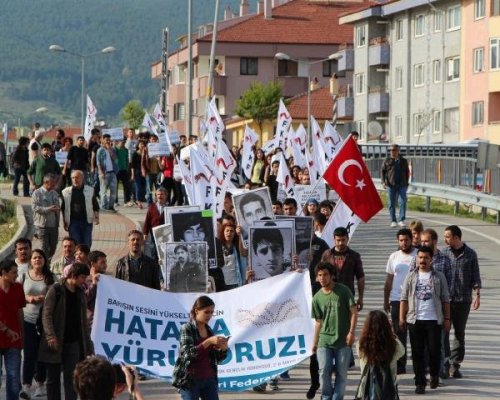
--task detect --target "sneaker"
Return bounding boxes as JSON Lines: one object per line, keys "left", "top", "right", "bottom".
{"left": 252, "top": 383, "right": 266, "bottom": 392}
{"left": 33, "top": 383, "right": 46, "bottom": 397}
{"left": 270, "top": 378, "right": 279, "bottom": 390}
{"left": 19, "top": 384, "right": 31, "bottom": 399}
{"left": 398, "top": 221, "right": 406, "bottom": 227}
{"left": 415, "top": 385, "right": 426, "bottom": 395}
{"left": 390, "top": 221, "right": 397, "bottom": 227}
{"left": 280, "top": 371, "right": 290, "bottom": 380}
{"left": 430, "top": 376, "right": 439, "bottom": 389}
{"left": 306, "top": 384, "right": 320, "bottom": 399}
{"left": 451, "top": 367, "right": 463, "bottom": 378}
{"left": 124, "top": 201, "right": 135, "bottom": 207}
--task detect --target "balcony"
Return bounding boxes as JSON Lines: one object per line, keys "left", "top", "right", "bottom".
{"left": 337, "top": 49, "right": 354, "bottom": 72}
{"left": 368, "top": 89, "right": 389, "bottom": 114}
{"left": 277, "top": 76, "right": 308, "bottom": 97}
{"left": 198, "top": 75, "right": 227, "bottom": 97}
{"left": 369, "top": 37, "right": 390, "bottom": 66}
{"left": 336, "top": 85, "right": 354, "bottom": 119}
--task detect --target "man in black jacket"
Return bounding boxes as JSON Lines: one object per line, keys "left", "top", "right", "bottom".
{"left": 381, "top": 144, "right": 410, "bottom": 227}
{"left": 115, "top": 230, "right": 161, "bottom": 290}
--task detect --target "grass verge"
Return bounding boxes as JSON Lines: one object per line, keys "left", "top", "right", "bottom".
{"left": 0, "top": 199, "right": 19, "bottom": 249}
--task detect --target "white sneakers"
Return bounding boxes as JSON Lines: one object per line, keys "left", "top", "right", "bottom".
{"left": 391, "top": 221, "right": 397, "bottom": 227}
{"left": 391, "top": 221, "right": 406, "bottom": 227}
{"left": 33, "top": 383, "right": 46, "bottom": 397}
{"left": 398, "top": 221, "right": 406, "bottom": 227}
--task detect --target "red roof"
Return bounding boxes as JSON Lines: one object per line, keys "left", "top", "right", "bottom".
{"left": 198, "top": 0, "right": 369, "bottom": 45}
{"left": 287, "top": 87, "right": 334, "bottom": 120}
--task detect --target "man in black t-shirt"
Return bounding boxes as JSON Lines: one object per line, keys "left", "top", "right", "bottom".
{"left": 64, "top": 136, "right": 90, "bottom": 180}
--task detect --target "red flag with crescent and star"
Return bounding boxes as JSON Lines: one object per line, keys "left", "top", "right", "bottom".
{"left": 323, "top": 135, "right": 382, "bottom": 222}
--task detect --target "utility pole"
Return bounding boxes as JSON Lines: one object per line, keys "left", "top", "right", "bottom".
{"left": 161, "top": 27, "right": 169, "bottom": 122}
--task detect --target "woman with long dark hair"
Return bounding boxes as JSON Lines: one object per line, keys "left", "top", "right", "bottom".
{"left": 19, "top": 249, "right": 55, "bottom": 398}
{"left": 355, "top": 310, "right": 404, "bottom": 400}
{"left": 216, "top": 222, "right": 247, "bottom": 290}
{"left": 173, "top": 296, "right": 228, "bottom": 399}
{"left": 130, "top": 140, "right": 148, "bottom": 209}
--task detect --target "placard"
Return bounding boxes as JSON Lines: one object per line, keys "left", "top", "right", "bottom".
{"left": 102, "top": 127, "right": 125, "bottom": 141}
{"left": 147, "top": 142, "right": 170, "bottom": 158}
{"left": 55, "top": 151, "right": 67, "bottom": 164}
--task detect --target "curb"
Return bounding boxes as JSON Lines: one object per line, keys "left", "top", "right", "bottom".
{"left": 0, "top": 203, "right": 28, "bottom": 262}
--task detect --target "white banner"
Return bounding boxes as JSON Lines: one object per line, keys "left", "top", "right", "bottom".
{"left": 294, "top": 182, "right": 327, "bottom": 207}
{"left": 274, "top": 99, "right": 292, "bottom": 150}
{"left": 55, "top": 151, "right": 68, "bottom": 164}
{"left": 92, "top": 272, "right": 314, "bottom": 391}
{"left": 84, "top": 95, "right": 97, "bottom": 143}
{"left": 320, "top": 199, "right": 362, "bottom": 247}
{"left": 102, "top": 127, "right": 125, "bottom": 141}
{"left": 147, "top": 143, "right": 170, "bottom": 158}
{"left": 141, "top": 112, "right": 159, "bottom": 136}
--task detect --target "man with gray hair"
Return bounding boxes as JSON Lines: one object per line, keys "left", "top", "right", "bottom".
{"left": 61, "top": 170, "right": 100, "bottom": 247}
{"left": 32, "top": 173, "right": 60, "bottom": 258}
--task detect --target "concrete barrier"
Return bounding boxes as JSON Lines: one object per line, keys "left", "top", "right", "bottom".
{"left": 0, "top": 204, "right": 28, "bottom": 261}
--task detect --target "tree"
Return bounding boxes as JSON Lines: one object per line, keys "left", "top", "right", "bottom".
{"left": 121, "top": 100, "right": 145, "bottom": 130}
{"left": 235, "top": 81, "right": 283, "bottom": 134}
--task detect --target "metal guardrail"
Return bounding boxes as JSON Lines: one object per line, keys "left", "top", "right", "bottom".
{"left": 373, "top": 179, "right": 500, "bottom": 223}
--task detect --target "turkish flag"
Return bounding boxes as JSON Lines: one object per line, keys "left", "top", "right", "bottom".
{"left": 323, "top": 136, "right": 383, "bottom": 222}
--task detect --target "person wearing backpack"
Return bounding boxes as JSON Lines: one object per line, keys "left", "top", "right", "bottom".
{"left": 355, "top": 310, "right": 404, "bottom": 400}
{"left": 38, "top": 263, "right": 93, "bottom": 400}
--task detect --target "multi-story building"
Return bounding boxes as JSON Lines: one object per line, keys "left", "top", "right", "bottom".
{"left": 340, "top": 0, "right": 500, "bottom": 145}
{"left": 152, "top": 0, "right": 367, "bottom": 146}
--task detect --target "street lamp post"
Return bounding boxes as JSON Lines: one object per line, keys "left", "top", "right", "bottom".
{"left": 49, "top": 44, "right": 115, "bottom": 133}
{"left": 274, "top": 52, "right": 342, "bottom": 146}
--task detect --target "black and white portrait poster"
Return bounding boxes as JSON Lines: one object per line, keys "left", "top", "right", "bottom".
{"left": 165, "top": 205, "right": 201, "bottom": 225}
{"left": 278, "top": 215, "right": 314, "bottom": 269}
{"left": 232, "top": 187, "right": 274, "bottom": 248}
{"left": 165, "top": 242, "right": 207, "bottom": 293}
{"left": 152, "top": 224, "right": 172, "bottom": 281}
{"left": 248, "top": 223, "right": 293, "bottom": 281}
{"left": 170, "top": 210, "right": 217, "bottom": 268}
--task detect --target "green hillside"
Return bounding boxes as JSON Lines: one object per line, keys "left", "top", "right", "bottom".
{"left": 0, "top": 0, "right": 241, "bottom": 127}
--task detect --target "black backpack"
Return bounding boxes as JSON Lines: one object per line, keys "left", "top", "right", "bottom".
{"left": 355, "top": 363, "right": 399, "bottom": 400}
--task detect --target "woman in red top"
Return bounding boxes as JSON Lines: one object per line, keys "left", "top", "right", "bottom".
{"left": 160, "top": 155, "right": 175, "bottom": 205}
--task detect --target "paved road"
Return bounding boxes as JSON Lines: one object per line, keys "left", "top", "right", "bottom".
{"left": 2, "top": 183, "right": 499, "bottom": 399}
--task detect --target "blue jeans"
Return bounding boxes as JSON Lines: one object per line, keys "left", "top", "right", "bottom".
{"left": 387, "top": 186, "right": 407, "bottom": 223}
{"left": 1, "top": 348, "right": 21, "bottom": 400}
{"left": 23, "top": 321, "right": 46, "bottom": 385}
{"left": 179, "top": 377, "right": 219, "bottom": 400}
{"left": 69, "top": 220, "right": 93, "bottom": 248}
{"left": 13, "top": 168, "right": 29, "bottom": 196}
{"left": 134, "top": 173, "right": 146, "bottom": 202}
{"left": 99, "top": 172, "right": 117, "bottom": 209}
{"left": 317, "top": 346, "right": 350, "bottom": 400}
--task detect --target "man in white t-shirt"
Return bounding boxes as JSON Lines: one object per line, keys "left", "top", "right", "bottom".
{"left": 29, "top": 126, "right": 44, "bottom": 165}
{"left": 383, "top": 228, "right": 417, "bottom": 374}
{"left": 400, "top": 246, "right": 450, "bottom": 395}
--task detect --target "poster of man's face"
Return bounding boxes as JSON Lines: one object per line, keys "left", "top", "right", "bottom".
{"left": 278, "top": 216, "right": 314, "bottom": 269}
{"left": 165, "top": 242, "right": 207, "bottom": 293}
{"left": 152, "top": 224, "right": 173, "bottom": 281}
{"left": 165, "top": 205, "right": 201, "bottom": 225}
{"left": 233, "top": 187, "right": 274, "bottom": 248}
{"left": 249, "top": 224, "right": 293, "bottom": 281}
{"left": 170, "top": 210, "right": 217, "bottom": 268}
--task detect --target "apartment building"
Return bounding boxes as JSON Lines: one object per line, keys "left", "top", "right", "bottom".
{"left": 151, "top": 0, "right": 367, "bottom": 146}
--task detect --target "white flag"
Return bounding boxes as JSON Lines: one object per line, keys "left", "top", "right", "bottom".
{"left": 276, "top": 152, "right": 296, "bottom": 200}
{"left": 3, "top": 123, "right": 8, "bottom": 146}
{"left": 203, "top": 127, "right": 218, "bottom": 161}
{"left": 320, "top": 199, "right": 362, "bottom": 247}
{"left": 152, "top": 104, "right": 172, "bottom": 151}
{"left": 177, "top": 157, "right": 194, "bottom": 205}
{"left": 241, "top": 125, "right": 258, "bottom": 180}
{"left": 142, "top": 112, "right": 159, "bottom": 136}
{"left": 214, "top": 141, "right": 237, "bottom": 218}
{"left": 304, "top": 146, "right": 318, "bottom": 185}
{"left": 274, "top": 99, "right": 292, "bottom": 150}
{"left": 294, "top": 124, "right": 307, "bottom": 152}
{"left": 84, "top": 95, "right": 97, "bottom": 142}
{"left": 206, "top": 97, "right": 224, "bottom": 141}
{"left": 189, "top": 147, "right": 216, "bottom": 210}
{"left": 261, "top": 138, "right": 276, "bottom": 155}
{"left": 291, "top": 128, "right": 306, "bottom": 169}
{"left": 323, "top": 121, "right": 343, "bottom": 161}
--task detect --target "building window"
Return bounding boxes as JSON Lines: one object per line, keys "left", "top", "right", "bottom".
{"left": 493, "top": 0, "right": 500, "bottom": 16}
{"left": 175, "top": 65, "right": 186, "bottom": 84}
{"left": 358, "top": 120, "right": 365, "bottom": 140}
{"left": 475, "top": 0, "right": 485, "bottom": 19}
{"left": 414, "top": 63, "right": 425, "bottom": 86}
{"left": 446, "top": 56, "right": 460, "bottom": 81}
{"left": 413, "top": 113, "right": 425, "bottom": 136}
{"left": 433, "top": 10, "right": 443, "bottom": 32}
{"left": 433, "top": 110, "right": 441, "bottom": 133}
{"left": 395, "top": 116, "right": 403, "bottom": 138}
{"left": 277, "top": 59, "right": 297, "bottom": 76}
{"left": 472, "top": 101, "right": 484, "bottom": 125}
{"left": 491, "top": 38, "right": 500, "bottom": 70}
{"left": 240, "top": 57, "right": 258, "bottom": 75}
{"left": 447, "top": 5, "right": 461, "bottom": 31}
{"left": 396, "top": 19, "right": 404, "bottom": 40}
{"left": 174, "top": 103, "right": 185, "bottom": 121}
{"left": 415, "top": 14, "right": 425, "bottom": 37}
{"left": 433, "top": 60, "right": 442, "bottom": 82}
{"left": 444, "top": 107, "right": 459, "bottom": 134}
{"left": 395, "top": 67, "right": 403, "bottom": 90}
{"left": 473, "top": 48, "right": 484, "bottom": 73}
{"left": 356, "top": 25, "right": 366, "bottom": 47}
{"left": 355, "top": 73, "right": 365, "bottom": 95}
{"left": 322, "top": 60, "right": 336, "bottom": 77}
